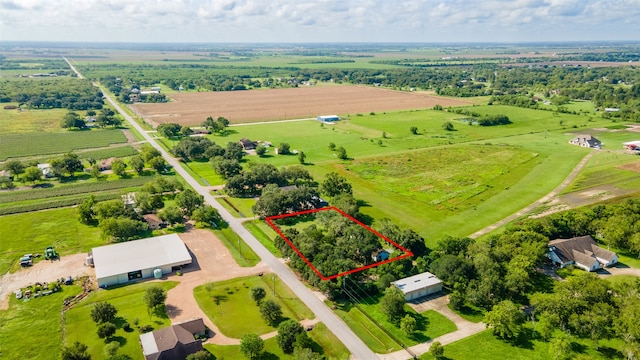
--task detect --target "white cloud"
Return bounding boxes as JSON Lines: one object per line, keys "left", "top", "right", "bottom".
{"left": 1, "top": 0, "right": 638, "bottom": 42}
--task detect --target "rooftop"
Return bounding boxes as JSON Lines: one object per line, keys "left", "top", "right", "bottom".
{"left": 92, "top": 234, "right": 191, "bottom": 280}
{"left": 392, "top": 271, "right": 442, "bottom": 294}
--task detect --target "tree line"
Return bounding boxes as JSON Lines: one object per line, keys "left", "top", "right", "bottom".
{"left": 0, "top": 78, "right": 104, "bottom": 110}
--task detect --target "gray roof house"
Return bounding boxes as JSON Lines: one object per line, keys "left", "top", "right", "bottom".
{"left": 547, "top": 235, "right": 618, "bottom": 272}
{"left": 140, "top": 318, "right": 206, "bottom": 360}
{"left": 569, "top": 135, "right": 602, "bottom": 148}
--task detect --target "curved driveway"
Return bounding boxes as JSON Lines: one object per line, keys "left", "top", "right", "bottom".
{"left": 66, "top": 61, "right": 378, "bottom": 359}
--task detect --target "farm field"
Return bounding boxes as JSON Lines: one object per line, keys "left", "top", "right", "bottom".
{"left": 0, "top": 106, "right": 69, "bottom": 133}
{"left": 0, "top": 129, "right": 127, "bottom": 160}
{"left": 130, "top": 85, "right": 473, "bottom": 126}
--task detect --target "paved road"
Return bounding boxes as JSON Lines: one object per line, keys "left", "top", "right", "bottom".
{"left": 65, "top": 59, "right": 378, "bottom": 359}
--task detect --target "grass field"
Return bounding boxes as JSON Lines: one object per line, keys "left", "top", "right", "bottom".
{"left": 194, "top": 274, "right": 314, "bottom": 338}
{"left": 213, "top": 227, "right": 261, "bottom": 267}
{"left": 0, "top": 207, "right": 102, "bottom": 274}
{"left": 419, "top": 327, "right": 625, "bottom": 360}
{"left": 0, "top": 284, "right": 83, "bottom": 360}
{"left": 0, "top": 129, "right": 128, "bottom": 160}
{"left": 333, "top": 298, "right": 456, "bottom": 353}
{"left": 244, "top": 220, "right": 283, "bottom": 256}
{"left": 65, "top": 281, "right": 178, "bottom": 360}
{"left": 204, "top": 322, "right": 350, "bottom": 360}
{"left": 0, "top": 106, "right": 69, "bottom": 133}
{"left": 217, "top": 196, "right": 256, "bottom": 217}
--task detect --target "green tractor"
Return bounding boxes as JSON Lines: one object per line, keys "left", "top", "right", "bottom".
{"left": 44, "top": 246, "right": 58, "bottom": 260}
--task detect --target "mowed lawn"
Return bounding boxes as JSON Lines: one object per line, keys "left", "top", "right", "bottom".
{"left": 0, "top": 129, "right": 128, "bottom": 160}
{"left": 0, "top": 285, "right": 83, "bottom": 360}
{"left": 194, "top": 275, "right": 314, "bottom": 338}
{"left": 0, "top": 207, "right": 102, "bottom": 274}
{"left": 419, "top": 328, "right": 625, "bottom": 360}
{"left": 65, "top": 281, "right": 179, "bottom": 360}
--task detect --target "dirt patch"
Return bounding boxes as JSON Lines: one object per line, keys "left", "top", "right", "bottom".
{"left": 0, "top": 253, "right": 93, "bottom": 310}
{"left": 131, "top": 85, "right": 473, "bottom": 126}
{"left": 619, "top": 161, "right": 640, "bottom": 173}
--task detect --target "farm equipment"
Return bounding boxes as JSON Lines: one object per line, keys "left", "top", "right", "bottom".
{"left": 44, "top": 246, "right": 58, "bottom": 260}
{"left": 19, "top": 254, "right": 33, "bottom": 267}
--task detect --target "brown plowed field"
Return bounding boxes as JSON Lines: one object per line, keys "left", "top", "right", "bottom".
{"left": 131, "top": 85, "right": 472, "bottom": 126}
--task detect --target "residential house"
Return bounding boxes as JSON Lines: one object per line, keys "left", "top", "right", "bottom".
{"left": 143, "top": 214, "right": 166, "bottom": 230}
{"left": 37, "top": 163, "right": 54, "bottom": 178}
{"left": 372, "top": 249, "right": 390, "bottom": 262}
{"left": 139, "top": 318, "right": 206, "bottom": 360}
{"left": 569, "top": 135, "right": 602, "bottom": 148}
{"left": 547, "top": 235, "right": 618, "bottom": 272}
{"left": 239, "top": 138, "right": 257, "bottom": 151}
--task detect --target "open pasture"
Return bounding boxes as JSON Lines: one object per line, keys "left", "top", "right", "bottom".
{"left": 0, "top": 106, "right": 69, "bottom": 134}
{"left": 131, "top": 85, "right": 473, "bottom": 126}
{"left": 0, "top": 129, "right": 127, "bottom": 160}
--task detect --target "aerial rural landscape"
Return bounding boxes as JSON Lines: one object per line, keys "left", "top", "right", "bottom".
{"left": 1, "top": 2, "right": 640, "bottom": 360}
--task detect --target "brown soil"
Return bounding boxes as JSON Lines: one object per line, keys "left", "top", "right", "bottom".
{"left": 131, "top": 85, "right": 473, "bottom": 126}
{"left": 619, "top": 161, "right": 640, "bottom": 173}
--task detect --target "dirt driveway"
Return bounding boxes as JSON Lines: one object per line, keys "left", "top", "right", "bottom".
{"left": 0, "top": 253, "right": 93, "bottom": 310}
{"left": 163, "top": 227, "right": 269, "bottom": 344}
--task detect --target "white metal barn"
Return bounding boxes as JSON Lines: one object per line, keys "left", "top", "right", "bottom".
{"left": 93, "top": 234, "right": 192, "bottom": 287}
{"left": 392, "top": 272, "right": 443, "bottom": 301}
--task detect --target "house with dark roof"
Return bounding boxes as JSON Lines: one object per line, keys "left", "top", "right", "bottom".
{"left": 547, "top": 235, "right": 618, "bottom": 272}
{"left": 239, "top": 138, "right": 257, "bottom": 151}
{"left": 569, "top": 135, "right": 602, "bottom": 148}
{"left": 140, "top": 318, "right": 207, "bottom": 360}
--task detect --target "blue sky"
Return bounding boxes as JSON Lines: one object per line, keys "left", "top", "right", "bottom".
{"left": 1, "top": 0, "right": 639, "bottom": 43}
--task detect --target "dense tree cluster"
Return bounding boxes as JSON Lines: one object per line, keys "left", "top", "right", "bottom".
{"left": 171, "top": 137, "right": 242, "bottom": 163}
{"left": 252, "top": 184, "right": 321, "bottom": 218}
{"left": 0, "top": 78, "right": 104, "bottom": 110}
{"left": 224, "top": 164, "right": 289, "bottom": 197}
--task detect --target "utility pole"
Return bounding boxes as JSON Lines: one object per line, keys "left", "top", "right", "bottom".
{"left": 273, "top": 275, "right": 276, "bottom": 296}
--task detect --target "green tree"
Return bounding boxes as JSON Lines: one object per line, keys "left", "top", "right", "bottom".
{"left": 61, "top": 111, "right": 86, "bottom": 129}
{"left": 278, "top": 143, "right": 291, "bottom": 155}
{"left": 3, "top": 160, "right": 24, "bottom": 177}
{"left": 180, "top": 125, "right": 194, "bottom": 136}
{"left": 442, "top": 121, "right": 455, "bottom": 131}
{"left": 148, "top": 156, "right": 166, "bottom": 173}
{"left": 104, "top": 341, "right": 120, "bottom": 357}
{"left": 61, "top": 341, "right": 91, "bottom": 360}
{"left": 298, "top": 151, "right": 306, "bottom": 164}
{"left": 77, "top": 195, "right": 96, "bottom": 224}
{"left": 328, "top": 142, "right": 336, "bottom": 151}
{"left": 191, "top": 205, "right": 223, "bottom": 227}
{"left": 484, "top": 300, "right": 523, "bottom": 340}
{"left": 175, "top": 189, "right": 204, "bottom": 216}
{"left": 61, "top": 153, "right": 83, "bottom": 177}
{"left": 129, "top": 156, "right": 145, "bottom": 174}
{"left": 260, "top": 299, "right": 283, "bottom": 326}
{"left": 90, "top": 165, "right": 102, "bottom": 179}
{"left": 140, "top": 145, "right": 161, "bottom": 163}
{"left": 240, "top": 333, "right": 264, "bottom": 359}
{"left": 336, "top": 146, "right": 348, "bottom": 160}
{"left": 23, "top": 166, "right": 42, "bottom": 183}
{"left": 97, "top": 322, "right": 116, "bottom": 339}
{"left": 158, "top": 206, "right": 183, "bottom": 225}
{"left": 144, "top": 286, "right": 167, "bottom": 315}
{"left": 251, "top": 287, "right": 267, "bottom": 304}
{"left": 276, "top": 319, "right": 304, "bottom": 353}
{"left": 549, "top": 332, "right": 572, "bottom": 360}
{"left": 380, "top": 286, "right": 406, "bottom": 323}
{"left": 90, "top": 302, "right": 118, "bottom": 324}
{"left": 430, "top": 341, "right": 444, "bottom": 360}
{"left": 569, "top": 302, "right": 614, "bottom": 349}
{"left": 100, "top": 217, "right": 147, "bottom": 242}
{"left": 111, "top": 159, "right": 127, "bottom": 177}
{"left": 410, "top": 126, "right": 419, "bottom": 135}
{"left": 135, "top": 192, "right": 164, "bottom": 214}
{"left": 157, "top": 123, "right": 182, "bottom": 138}
{"left": 400, "top": 314, "right": 417, "bottom": 335}
{"left": 256, "top": 145, "right": 266, "bottom": 156}
{"left": 320, "top": 172, "right": 352, "bottom": 198}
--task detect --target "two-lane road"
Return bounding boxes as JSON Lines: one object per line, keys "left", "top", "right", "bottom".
{"left": 65, "top": 58, "right": 379, "bottom": 359}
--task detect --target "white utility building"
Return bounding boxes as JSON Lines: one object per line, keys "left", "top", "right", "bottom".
{"left": 92, "top": 234, "right": 192, "bottom": 287}
{"left": 392, "top": 272, "right": 443, "bottom": 301}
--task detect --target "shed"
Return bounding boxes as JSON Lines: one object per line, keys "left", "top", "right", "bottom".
{"left": 92, "top": 234, "right": 192, "bottom": 287}
{"left": 392, "top": 272, "right": 443, "bottom": 301}
{"left": 317, "top": 115, "right": 339, "bottom": 122}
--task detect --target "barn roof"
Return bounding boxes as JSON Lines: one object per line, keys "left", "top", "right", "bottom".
{"left": 392, "top": 272, "right": 442, "bottom": 295}
{"left": 92, "top": 234, "right": 191, "bottom": 280}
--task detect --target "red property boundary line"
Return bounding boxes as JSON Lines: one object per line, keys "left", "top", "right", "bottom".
{"left": 265, "top": 206, "right": 413, "bottom": 280}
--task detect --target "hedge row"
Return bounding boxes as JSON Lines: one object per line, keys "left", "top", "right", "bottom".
{"left": 0, "top": 191, "right": 123, "bottom": 216}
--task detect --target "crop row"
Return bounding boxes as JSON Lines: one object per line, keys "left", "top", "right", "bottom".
{"left": 0, "top": 130, "right": 127, "bottom": 160}
{"left": 0, "top": 176, "right": 157, "bottom": 204}
{"left": 0, "top": 191, "right": 123, "bottom": 216}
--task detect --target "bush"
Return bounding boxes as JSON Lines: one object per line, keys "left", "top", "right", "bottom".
{"left": 138, "top": 324, "right": 153, "bottom": 333}
{"left": 97, "top": 322, "right": 116, "bottom": 339}
{"left": 122, "top": 322, "right": 131, "bottom": 331}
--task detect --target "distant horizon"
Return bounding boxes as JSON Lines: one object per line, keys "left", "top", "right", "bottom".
{"left": 2, "top": 1, "right": 639, "bottom": 44}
